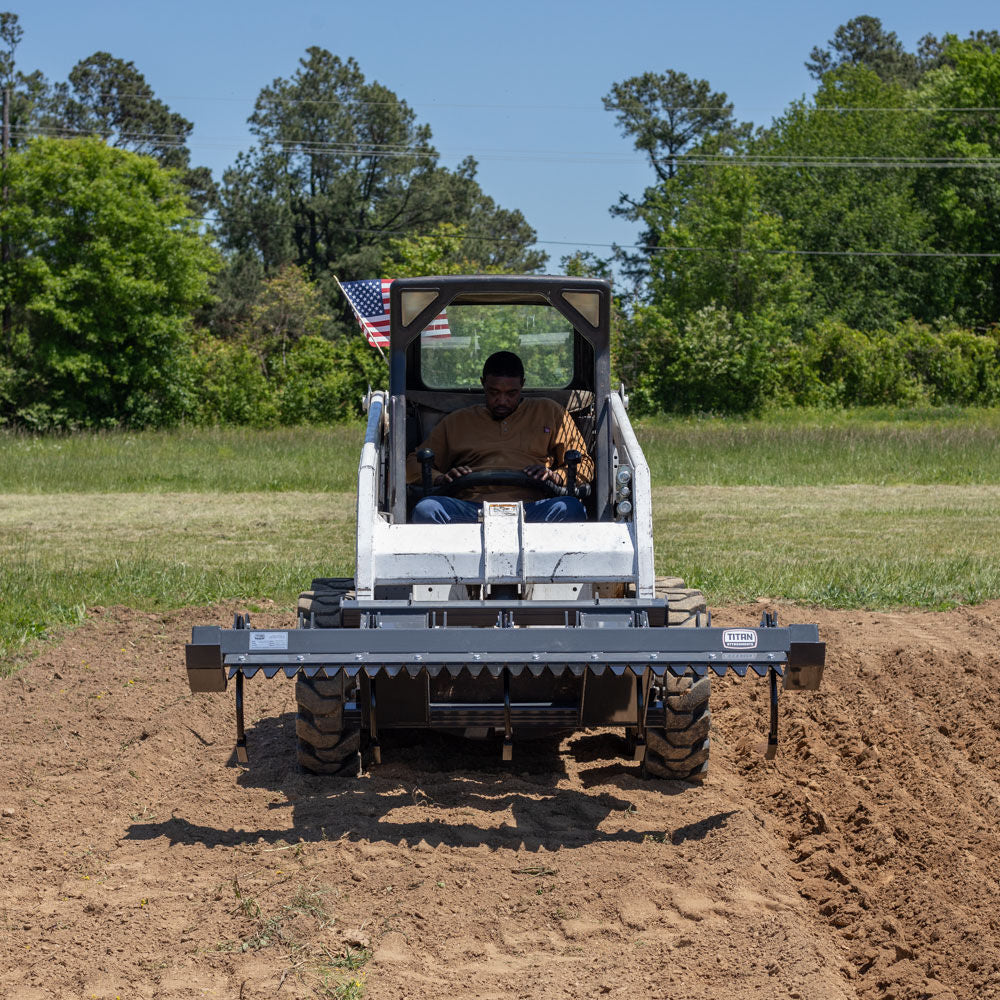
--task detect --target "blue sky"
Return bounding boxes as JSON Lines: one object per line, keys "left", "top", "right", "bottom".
{"left": 15, "top": 0, "right": 1000, "bottom": 271}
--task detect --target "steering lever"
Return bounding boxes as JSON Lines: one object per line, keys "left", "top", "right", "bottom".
{"left": 416, "top": 448, "right": 435, "bottom": 495}
{"left": 564, "top": 449, "right": 581, "bottom": 494}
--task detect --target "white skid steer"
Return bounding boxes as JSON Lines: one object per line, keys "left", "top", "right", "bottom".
{"left": 186, "top": 276, "right": 825, "bottom": 780}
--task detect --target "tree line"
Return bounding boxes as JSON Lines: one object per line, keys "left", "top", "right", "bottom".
{"left": 598, "top": 17, "right": 1000, "bottom": 413}
{"left": 0, "top": 12, "right": 998, "bottom": 428}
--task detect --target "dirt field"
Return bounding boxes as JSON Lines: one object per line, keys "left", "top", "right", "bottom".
{"left": 2, "top": 600, "right": 999, "bottom": 1000}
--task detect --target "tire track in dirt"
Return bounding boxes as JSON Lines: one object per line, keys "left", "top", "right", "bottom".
{"left": 711, "top": 603, "right": 1000, "bottom": 1000}
{"left": 0, "top": 601, "right": 998, "bottom": 999}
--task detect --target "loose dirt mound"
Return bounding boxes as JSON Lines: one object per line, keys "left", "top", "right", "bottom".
{"left": 2, "top": 601, "right": 999, "bottom": 999}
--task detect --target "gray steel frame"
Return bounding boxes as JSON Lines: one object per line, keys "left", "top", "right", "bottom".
{"left": 187, "top": 616, "right": 824, "bottom": 681}
{"left": 186, "top": 610, "right": 824, "bottom": 764}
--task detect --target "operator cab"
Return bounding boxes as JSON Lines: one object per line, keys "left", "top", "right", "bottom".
{"left": 387, "top": 276, "right": 613, "bottom": 522}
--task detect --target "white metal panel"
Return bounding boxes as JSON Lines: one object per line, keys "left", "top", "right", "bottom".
{"left": 373, "top": 520, "right": 485, "bottom": 584}
{"left": 610, "top": 392, "right": 655, "bottom": 599}
{"left": 355, "top": 391, "right": 386, "bottom": 600}
{"left": 526, "top": 583, "right": 592, "bottom": 600}
{"left": 482, "top": 502, "right": 524, "bottom": 583}
{"left": 371, "top": 520, "right": 636, "bottom": 586}
{"left": 522, "top": 521, "right": 636, "bottom": 581}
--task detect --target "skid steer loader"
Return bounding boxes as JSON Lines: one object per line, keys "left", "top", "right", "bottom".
{"left": 186, "top": 275, "right": 825, "bottom": 780}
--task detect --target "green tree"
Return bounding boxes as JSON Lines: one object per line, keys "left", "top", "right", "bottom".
{"left": 218, "top": 48, "right": 543, "bottom": 324}
{"left": 917, "top": 30, "right": 1000, "bottom": 74}
{"left": 603, "top": 70, "right": 748, "bottom": 184}
{"left": 45, "top": 52, "right": 216, "bottom": 208}
{"left": 198, "top": 261, "right": 386, "bottom": 425}
{"left": 385, "top": 221, "right": 528, "bottom": 277}
{"left": 755, "top": 66, "right": 940, "bottom": 329}
{"left": 236, "top": 264, "right": 332, "bottom": 372}
{"left": 916, "top": 37, "right": 1000, "bottom": 324}
{"left": 602, "top": 70, "right": 749, "bottom": 287}
{"left": 188, "top": 334, "right": 277, "bottom": 427}
{"left": 642, "top": 160, "right": 810, "bottom": 324}
{"left": 805, "top": 17, "right": 1000, "bottom": 85}
{"left": 559, "top": 251, "right": 613, "bottom": 281}
{"left": 0, "top": 12, "right": 52, "bottom": 151}
{"left": 612, "top": 161, "right": 809, "bottom": 415}
{"left": 806, "top": 16, "right": 920, "bottom": 85}
{"left": 0, "top": 12, "right": 20, "bottom": 86}
{"left": 0, "top": 137, "right": 218, "bottom": 429}
{"left": 276, "top": 333, "right": 385, "bottom": 424}
{"left": 202, "top": 254, "right": 265, "bottom": 342}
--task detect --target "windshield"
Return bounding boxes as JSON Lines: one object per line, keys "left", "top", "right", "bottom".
{"left": 419, "top": 303, "right": 575, "bottom": 389}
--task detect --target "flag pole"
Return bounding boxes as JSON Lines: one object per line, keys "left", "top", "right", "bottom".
{"left": 334, "top": 275, "right": 387, "bottom": 362}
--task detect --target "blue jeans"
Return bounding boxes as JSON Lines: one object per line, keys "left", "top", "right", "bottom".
{"left": 411, "top": 495, "right": 586, "bottom": 524}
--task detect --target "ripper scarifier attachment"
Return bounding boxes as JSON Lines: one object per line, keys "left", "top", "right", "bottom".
{"left": 185, "top": 275, "right": 826, "bottom": 780}
{"left": 187, "top": 604, "right": 824, "bottom": 770}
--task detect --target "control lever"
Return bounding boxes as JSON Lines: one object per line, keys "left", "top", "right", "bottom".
{"left": 416, "top": 448, "right": 435, "bottom": 495}
{"left": 564, "top": 449, "right": 581, "bottom": 495}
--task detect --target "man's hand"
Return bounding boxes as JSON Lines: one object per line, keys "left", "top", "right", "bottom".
{"left": 434, "top": 466, "right": 472, "bottom": 486}
{"left": 523, "top": 465, "right": 563, "bottom": 485}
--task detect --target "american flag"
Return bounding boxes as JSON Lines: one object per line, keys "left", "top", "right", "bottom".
{"left": 340, "top": 278, "right": 450, "bottom": 350}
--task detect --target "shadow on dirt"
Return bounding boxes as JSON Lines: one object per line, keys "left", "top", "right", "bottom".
{"left": 126, "top": 712, "right": 709, "bottom": 852}
{"left": 669, "top": 810, "right": 737, "bottom": 844}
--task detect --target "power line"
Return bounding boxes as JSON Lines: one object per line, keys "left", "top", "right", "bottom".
{"left": 188, "top": 215, "right": 1000, "bottom": 260}
{"left": 19, "top": 125, "right": 437, "bottom": 156}
{"left": 14, "top": 128, "right": 1000, "bottom": 259}
{"left": 72, "top": 90, "right": 1000, "bottom": 115}
{"left": 639, "top": 244, "right": 1000, "bottom": 259}
{"left": 16, "top": 127, "right": 1000, "bottom": 170}
{"left": 670, "top": 155, "right": 1000, "bottom": 169}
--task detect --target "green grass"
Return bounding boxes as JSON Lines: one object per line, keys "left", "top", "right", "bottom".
{"left": 0, "top": 492, "right": 356, "bottom": 672}
{"left": 0, "top": 425, "right": 362, "bottom": 493}
{"left": 653, "top": 484, "right": 1000, "bottom": 608}
{"left": 3, "top": 407, "right": 1000, "bottom": 492}
{"left": 637, "top": 407, "right": 1000, "bottom": 485}
{"left": 1, "top": 409, "right": 999, "bottom": 672}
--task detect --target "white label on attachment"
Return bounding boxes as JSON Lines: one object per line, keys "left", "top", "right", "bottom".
{"left": 249, "top": 631, "right": 288, "bottom": 651}
{"left": 722, "top": 629, "right": 758, "bottom": 650}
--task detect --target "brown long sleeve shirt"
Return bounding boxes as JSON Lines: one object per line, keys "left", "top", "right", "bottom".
{"left": 406, "top": 397, "right": 594, "bottom": 502}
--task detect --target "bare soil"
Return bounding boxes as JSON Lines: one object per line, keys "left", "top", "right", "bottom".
{"left": 2, "top": 600, "right": 1000, "bottom": 1000}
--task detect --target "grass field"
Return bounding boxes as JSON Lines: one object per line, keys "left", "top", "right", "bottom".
{"left": 637, "top": 407, "right": 1000, "bottom": 485}
{"left": 2, "top": 408, "right": 999, "bottom": 671}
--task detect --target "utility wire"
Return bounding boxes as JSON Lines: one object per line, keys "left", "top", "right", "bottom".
{"left": 187, "top": 215, "right": 1000, "bottom": 259}
{"left": 14, "top": 128, "right": 1000, "bottom": 258}
{"left": 15, "top": 127, "right": 1000, "bottom": 169}
{"left": 65, "top": 90, "right": 1000, "bottom": 114}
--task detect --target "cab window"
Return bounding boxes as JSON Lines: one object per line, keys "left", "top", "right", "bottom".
{"left": 419, "top": 303, "right": 574, "bottom": 389}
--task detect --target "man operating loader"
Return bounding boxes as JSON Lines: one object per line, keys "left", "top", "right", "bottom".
{"left": 407, "top": 351, "right": 593, "bottom": 524}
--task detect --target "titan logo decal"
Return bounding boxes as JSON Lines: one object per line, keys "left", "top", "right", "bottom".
{"left": 722, "top": 629, "right": 758, "bottom": 650}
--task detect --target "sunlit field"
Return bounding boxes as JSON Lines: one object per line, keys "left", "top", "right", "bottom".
{"left": 2, "top": 409, "right": 999, "bottom": 671}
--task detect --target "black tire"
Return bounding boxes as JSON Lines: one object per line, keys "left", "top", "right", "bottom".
{"left": 644, "top": 577, "right": 711, "bottom": 781}
{"left": 654, "top": 576, "right": 708, "bottom": 628}
{"left": 295, "top": 584, "right": 361, "bottom": 775}
{"left": 298, "top": 579, "right": 353, "bottom": 629}
{"left": 295, "top": 675, "right": 361, "bottom": 775}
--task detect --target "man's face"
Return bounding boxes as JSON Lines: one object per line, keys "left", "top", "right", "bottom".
{"left": 482, "top": 374, "right": 524, "bottom": 420}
